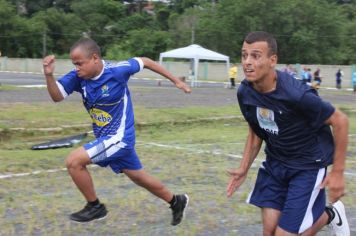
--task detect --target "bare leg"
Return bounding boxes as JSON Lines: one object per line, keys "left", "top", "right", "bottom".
{"left": 123, "top": 169, "right": 173, "bottom": 202}
{"left": 300, "top": 211, "right": 329, "bottom": 236}
{"left": 273, "top": 211, "right": 329, "bottom": 236}
{"left": 262, "top": 208, "right": 281, "bottom": 236}
{"left": 66, "top": 147, "right": 97, "bottom": 202}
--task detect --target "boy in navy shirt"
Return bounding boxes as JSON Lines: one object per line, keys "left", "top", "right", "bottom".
{"left": 43, "top": 38, "right": 190, "bottom": 225}
{"left": 227, "top": 31, "right": 350, "bottom": 235}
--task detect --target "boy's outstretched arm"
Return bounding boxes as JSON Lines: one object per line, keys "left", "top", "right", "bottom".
{"left": 43, "top": 55, "right": 64, "bottom": 102}
{"left": 320, "top": 108, "right": 349, "bottom": 203}
{"left": 227, "top": 126, "right": 262, "bottom": 197}
{"left": 140, "top": 57, "right": 191, "bottom": 93}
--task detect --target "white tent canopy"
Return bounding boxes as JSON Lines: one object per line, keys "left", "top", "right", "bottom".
{"left": 159, "top": 44, "right": 230, "bottom": 87}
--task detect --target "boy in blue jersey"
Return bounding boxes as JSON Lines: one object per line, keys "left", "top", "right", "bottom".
{"left": 42, "top": 38, "right": 190, "bottom": 225}
{"left": 226, "top": 31, "right": 350, "bottom": 235}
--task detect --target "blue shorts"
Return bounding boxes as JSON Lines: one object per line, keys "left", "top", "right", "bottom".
{"left": 83, "top": 136, "right": 142, "bottom": 173}
{"left": 247, "top": 158, "right": 326, "bottom": 234}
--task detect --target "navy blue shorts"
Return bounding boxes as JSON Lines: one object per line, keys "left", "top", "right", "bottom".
{"left": 247, "top": 158, "right": 326, "bottom": 234}
{"left": 83, "top": 136, "right": 142, "bottom": 173}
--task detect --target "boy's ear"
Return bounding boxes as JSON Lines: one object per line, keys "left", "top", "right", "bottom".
{"left": 92, "top": 53, "right": 101, "bottom": 62}
{"left": 270, "top": 54, "right": 277, "bottom": 67}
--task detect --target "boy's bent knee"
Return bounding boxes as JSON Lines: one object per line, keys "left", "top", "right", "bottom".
{"left": 65, "top": 147, "right": 91, "bottom": 169}
{"left": 263, "top": 226, "right": 277, "bottom": 236}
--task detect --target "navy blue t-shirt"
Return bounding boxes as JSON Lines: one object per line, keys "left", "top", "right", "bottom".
{"left": 237, "top": 70, "right": 335, "bottom": 170}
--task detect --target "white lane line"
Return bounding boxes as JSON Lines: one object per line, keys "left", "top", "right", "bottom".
{"left": 17, "top": 85, "right": 46, "bottom": 88}
{"left": 0, "top": 168, "right": 66, "bottom": 179}
{"left": 0, "top": 166, "right": 99, "bottom": 179}
{"left": 136, "top": 141, "right": 243, "bottom": 159}
{"left": 0, "top": 71, "right": 44, "bottom": 75}
{"left": 1, "top": 141, "right": 356, "bottom": 179}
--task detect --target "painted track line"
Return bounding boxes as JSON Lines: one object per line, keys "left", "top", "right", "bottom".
{"left": 1, "top": 141, "right": 356, "bottom": 179}
{"left": 136, "top": 141, "right": 243, "bottom": 159}
{"left": 0, "top": 168, "right": 66, "bottom": 179}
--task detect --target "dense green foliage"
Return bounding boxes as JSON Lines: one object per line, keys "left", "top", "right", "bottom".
{"left": 0, "top": 0, "right": 355, "bottom": 64}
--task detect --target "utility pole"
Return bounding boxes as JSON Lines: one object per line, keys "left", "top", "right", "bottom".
{"left": 42, "top": 30, "right": 47, "bottom": 57}
{"left": 191, "top": 24, "right": 195, "bottom": 44}
{"left": 190, "top": 9, "right": 197, "bottom": 44}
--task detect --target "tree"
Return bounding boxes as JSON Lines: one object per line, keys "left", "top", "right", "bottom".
{"left": 32, "top": 8, "right": 85, "bottom": 56}
{"left": 168, "top": 8, "right": 199, "bottom": 47}
{"left": 0, "top": 0, "right": 44, "bottom": 57}
{"left": 116, "top": 29, "right": 171, "bottom": 59}
{"left": 194, "top": 0, "right": 351, "bottom": 64}
{"left": 69, "top": 0, "right": 126, "bottom": 54}
{"left": 0, "top": 0, "right": 355, "bottom": 63}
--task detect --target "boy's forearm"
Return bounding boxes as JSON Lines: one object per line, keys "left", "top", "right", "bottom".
{"left": 326, "top": 109, "right": 349, "bottom": 173}
{"left": 331, "top": 116, "right": 348, "bottom": 173}
{"left": 239, "top": 127, "right": 262, "bottom": 174}
{"left": 45, "top": 74, "right": 64, "bottom": 102}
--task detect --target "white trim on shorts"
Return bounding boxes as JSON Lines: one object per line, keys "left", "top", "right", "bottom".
{"left": 246, "top": 162, "right": 265, "bottom": 204}
{"left": 298, "top": 167, "right": 326, "bottom": 233}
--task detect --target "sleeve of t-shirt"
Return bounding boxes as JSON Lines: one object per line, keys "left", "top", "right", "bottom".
{"left": 57, "top": 70, "right": 81, "bottom": 98}
{"left": 112, "top": 58, "right": 144, "bottom": 82}
{"left": 130, "top": 57, "right": 144, "bottom": 73}
{"left": 297, "top": 90, "right": 335, "bottom": 129}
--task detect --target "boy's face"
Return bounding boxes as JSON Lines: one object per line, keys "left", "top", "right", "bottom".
{"left": 70, "top": 47, "right": 101, "bottom": 79}
{"left": 241, "top": 41, "right": 277, "bottom": 83}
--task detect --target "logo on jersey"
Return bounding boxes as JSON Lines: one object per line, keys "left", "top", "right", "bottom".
{"left": 82, "top": 87, "right": 87, "bottom": 98}
{"left": 101, "top": 84, "right": 109, "bottom": 97}
{"left": 256, "top": 107, "right": 279, "bottom": 135}
{"left": 89, "top": 108, "right": 112, "bottom": 126}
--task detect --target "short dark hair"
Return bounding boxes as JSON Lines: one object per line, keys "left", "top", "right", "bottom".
{"left": 244, "top": 31, "right": 277, "bottom": 56}
{"left": 70, "top": 37, "right": 101, "bottom": 58}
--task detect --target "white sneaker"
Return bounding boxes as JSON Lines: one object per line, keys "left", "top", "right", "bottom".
{"left": 329, "top": 200, "right": 350, "bottom": 236}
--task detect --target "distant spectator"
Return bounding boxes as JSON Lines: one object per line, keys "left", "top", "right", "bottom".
{"left": 352, "top": 71, "right": 356, "bottom": 94}
{"left": 306, "top": 68, "right": 312, "bottom": 83}
{"left": 283, "top": 64, "right": 291, "bottom": 74}
{"left": 336, "top": 69, "right": 343, "bottom": 89}
{"left": 301, "top": 67, "right": 309, "bottom": 84}
{"left": 313, "top": 69, "right": 322, "bottom": 84}
{"left": 283, "top": 64, "right": 297, "bottom": 78}
{"left": 229, "top": 63, "right": 238, "bottom": 88}
{"left": 313, "top": 68, "right": 322, "bottom": 89}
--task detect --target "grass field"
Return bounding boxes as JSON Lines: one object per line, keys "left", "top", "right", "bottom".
{"left": 0, "top": 88, "right": 356, "bottom": 235}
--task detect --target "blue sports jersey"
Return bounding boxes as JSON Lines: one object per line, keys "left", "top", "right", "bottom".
{"left": 238, "top": 70, "right": 335, "bottom": 169}
{"left": 57, "top": 58, "right": 143, "bottom": 149}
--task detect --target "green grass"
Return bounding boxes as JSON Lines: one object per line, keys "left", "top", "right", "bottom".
{"left": 0, "top": 102, "right": 239, "bottom": 129}
{"left": 0, "top": 98, "right": 356, "bottom": 235}
{"left": 0, "top": 102, "right": 90, "bottom": 129}
{"left": 135, "top": 105, "right": 240, "bottom": 123}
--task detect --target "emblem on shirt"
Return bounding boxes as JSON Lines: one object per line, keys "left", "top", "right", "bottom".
{"left": 82, "top": 87, "right": 87, "bottom": 98}
{"left": 256, "top": 107, "right": 279, "bottom": 135}
{"left": 101, "top": 84, "right": 109, "bottom": 97}
{"left": 90, "top": 108, "right": 112, "bottom": 126}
